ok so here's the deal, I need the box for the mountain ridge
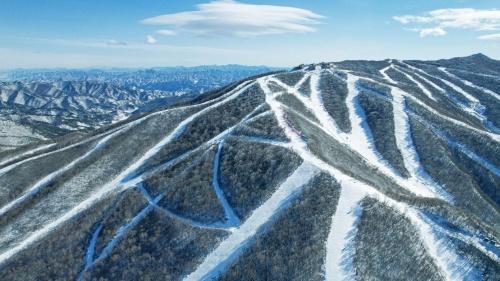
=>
[0,55,498,280]
[0,66,278,152]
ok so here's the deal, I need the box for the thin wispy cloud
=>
[479,33,500,40]
[410,27,447,38]
[146,35,157,44]
[141,0,324,38]
[394,8,500,38]
[17,37,249,55]
[106,39,127,46]
[157,30,177,36]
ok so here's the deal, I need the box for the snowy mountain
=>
[0,54,499,280]
[0,81,195,152]
[0,66,276,152]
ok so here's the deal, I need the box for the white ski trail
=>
[397,62,446,93]
[407,95,499,141]
[325,184,365,281]
[232,135,291,148]
[126,103,269,186]
[399,62,489,125]
[392,65,436,101]
[439,68,500,101]
[0,143,56,167]
[0,127,124,217]
[309,71,349,138]
[412,115,500,177]
[183,162,319,281]
[419,213,500,265]
[271,73,446,199]
[0,128,121,178]
[344,73,441,198]
[388,84,451,200]
[400,207,480,281]
[212,140,240,228]
[84,224,102,268]
[380,65,397,84]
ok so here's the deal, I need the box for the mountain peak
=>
[465,53,492,61]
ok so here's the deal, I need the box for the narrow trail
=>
[309,71,349,138]
[380,65,499,141]
[183,163,320,281]
[325,185,365,281]
[0,143,56,168]
[396,63,447,93]
[0,125,129,217]
[380,65,397,84]
[391,65,436,101]
[381,66,500,177]
[232,135,291,148]
[398,62,493,130]
[83,224,102,269]
[411,114,500,177]
[212,140,241,228]
[439,67,500,101]
[379,69,452,200]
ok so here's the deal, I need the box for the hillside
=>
[0,55,499,280]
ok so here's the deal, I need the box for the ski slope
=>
[0,58,499,281]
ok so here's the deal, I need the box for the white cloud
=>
[106,39,127,46]
[394,15,434,25]
[479,33,500,40]
[146,35,157,44]
[157,29,177,36]
[419,27,447,37]
[394,8,500,38]
[141,0,324,38]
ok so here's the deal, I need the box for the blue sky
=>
[0,0,499,68]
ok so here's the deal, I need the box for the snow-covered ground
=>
[0,60,498,280]
[259,71,496,281]
[0,80,256,266]
[325,185,365,281]
[0,120,47,151]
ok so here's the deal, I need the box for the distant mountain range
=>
[0,65,279,152]
[0,54,498,280]
[2,65,280,92]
